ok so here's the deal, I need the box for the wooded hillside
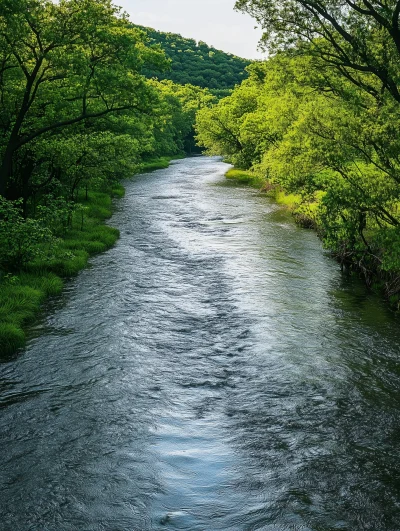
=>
[137,25,251,91]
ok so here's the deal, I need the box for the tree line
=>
[0,0,218,353]
[0,0,217,270]
[196,0,400,306]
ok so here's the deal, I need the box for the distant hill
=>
[137,25,251,91]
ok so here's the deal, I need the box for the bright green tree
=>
[0,0,166,199]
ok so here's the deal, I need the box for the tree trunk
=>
[0,144,14,197]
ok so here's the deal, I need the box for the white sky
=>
[115,0,265,59]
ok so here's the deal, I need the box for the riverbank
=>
[225,167,318,228]
[0,155,179,357]
[0,187,122,356]
[225,166,400,309]
[140,155,185,173]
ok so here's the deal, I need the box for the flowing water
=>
[1,157,400,531]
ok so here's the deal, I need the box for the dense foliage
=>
[137,25,251,91]
[0,0,215,353]
[196,0,400,305]
[3,0,400,353]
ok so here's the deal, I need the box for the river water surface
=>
[1,157,400,530]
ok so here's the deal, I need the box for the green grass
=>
[111,183,125,198]
[270,188,302,209]
[17,272,64,296]
[225,168,265,188]
[266,187,321,228]
[0,323,26,355]
[0,186,122,357]
[141,158,171,172]
[61,225,120,257]
[0,285,43,324]
[28,249,90,277]
[140,154,185,173]
[79,191,113,220]
[0,281,52,356]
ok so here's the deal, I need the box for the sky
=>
[115,0,265,59]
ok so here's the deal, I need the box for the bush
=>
[0,198,56,271]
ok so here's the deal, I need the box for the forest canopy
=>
[136,25,251,91]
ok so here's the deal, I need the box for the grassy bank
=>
[225,167,319,228]
[0,187,122,356]
[225,167,400,309]
[0,156,178,357]
[140,154,185,173]
[225,168,265,188]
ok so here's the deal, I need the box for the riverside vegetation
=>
[196,0,400,309]
[3,0,400,355]
[0,0,219,354]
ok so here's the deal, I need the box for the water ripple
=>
[1,157,400,530]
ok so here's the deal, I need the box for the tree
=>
[196,60,294,168]
[195,50,400,286]
[235,0,400,103]
[0,0,166,198]
[149,80,216,155]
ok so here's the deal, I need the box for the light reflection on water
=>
[1,157,400,530]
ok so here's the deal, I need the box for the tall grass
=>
[0,276,64,355]
[225,168,265,188]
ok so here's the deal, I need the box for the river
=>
[1,157,400,530]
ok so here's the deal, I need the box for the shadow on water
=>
[1,157,400,531]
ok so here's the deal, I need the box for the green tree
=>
[235,0,400,103]
[136,25,251,90]
[0,0,166,199]
[195,49,400,290]
[196,77,261,167]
